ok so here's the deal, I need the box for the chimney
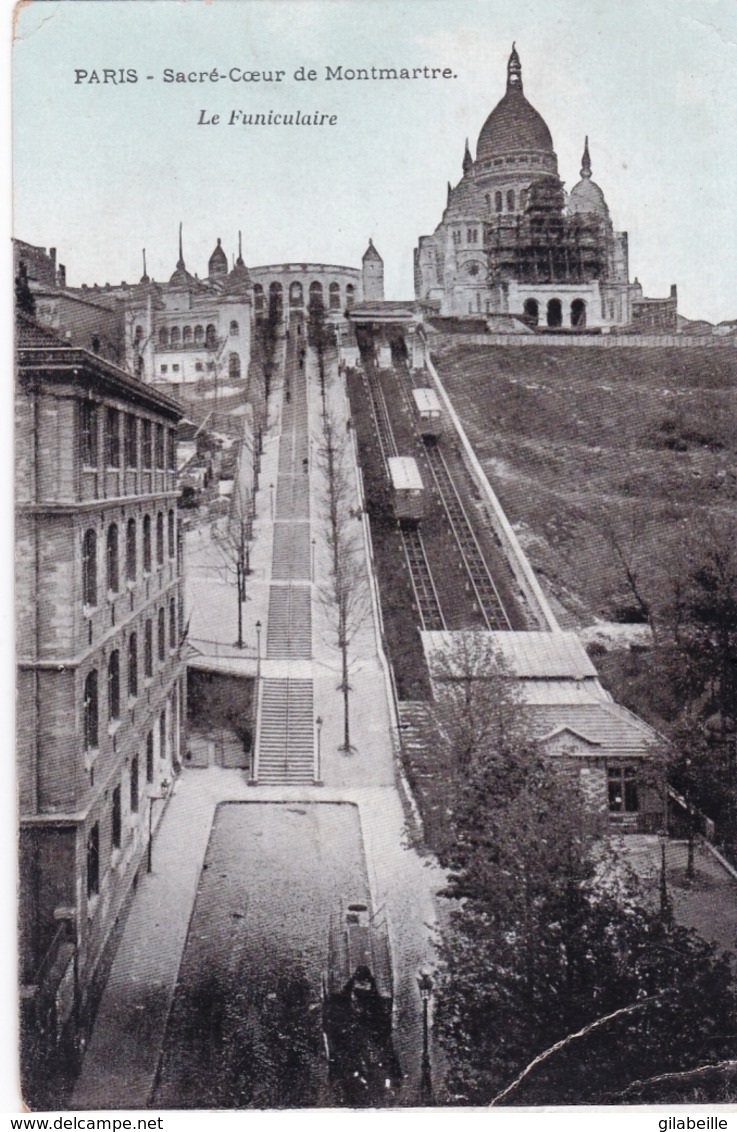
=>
[49,247,57,267]
[670,284,678,300]
[58,264,66,288]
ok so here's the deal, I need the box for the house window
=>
[156,512,164,566]
[106,523,119,593]
[130,756,139,814]
[608,766,639,813]
[144,618,153,678]
[124,415,138,468]
[205,324,217,349]
[83,670,99,750]
[230,320,239,336]
[155,424,165,468]
[126,518,137,581]
[111,786,121,850]
[172,364,180,373]
[82,529,97,606]
[134,325,144,344]
[159,710,166,763]
[79,402,98,466]
[160,365,168,375]
[142,420,153,469]
[253,285,264,315]
[146,730,154,783]
[168,430,177,471]
[108,650,120,721]
[495,191,503,212]
[207,362,215,372]
[195,362,203,373]
[142,514,152,573]
[453,230,462,246]
[170,327,180,347]
[506,189,515,211]
[345,284,354,308]
[329,283,341,310]
[159,327,169,347]
[105,407,120,467]
[87,823,100,898]
[158,607,166,663]
[128,632,138,699]
[169,597,177,650]
[194,324,204,344]
[168,509,176,558]
[183,325,192,344]
[467,228,478,244]
[229,353,241,380]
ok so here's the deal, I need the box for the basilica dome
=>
[568,138,610,220]
[476,46,555,163]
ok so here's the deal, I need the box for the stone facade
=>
[16,318,186,1087]
[415,47,676,332]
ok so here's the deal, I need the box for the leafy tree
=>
[431,640,737,1106]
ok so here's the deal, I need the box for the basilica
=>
[414,46,674,331]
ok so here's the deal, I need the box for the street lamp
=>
[311,537,317,580]
[255,620,262,681]
[147,777,171,873]
[417,966,434,1102]
[269,482,274,520]
[315,715,323,785]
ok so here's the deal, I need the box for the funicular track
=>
[361,366,445,630]
[423,442,511,630]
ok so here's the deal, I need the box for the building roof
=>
[362,238,382,263]
[525,701,658,757]
[422,630,598,680]
[476,46,555,163]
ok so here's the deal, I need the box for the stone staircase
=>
[397,701,436,778]
[275,473,310,521]
[256,677,315,784]
[266,585,312,659]
[272,521,311,581]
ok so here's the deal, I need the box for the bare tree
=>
[211,474,254,649]
[315,412,371,752]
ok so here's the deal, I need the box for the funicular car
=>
[321,901,401,1100]
[388,456,425,524]
[411,387,443,441]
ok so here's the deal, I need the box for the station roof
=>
[422,630,597,680]
[388,456,424,491]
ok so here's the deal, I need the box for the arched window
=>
[228,353,241,380]
[108,650,120,721]
[124,415,137,468]
[169,597,177,650]
[506,189,515,212]
[170,326,180,347]
[194,324,204,344]
[571,298,587,329]
[158,607,166,663]
[111,786,121,850]
[289,281,303,308]
[345,284,355,309]
[495,191,503,212]
[523,298,539,326]
[329,282,341,310]
[82,529,97,606]
[91,336,100,354]
[156,512,164,566]
[143,514,152,573]
[142,420,152,469]
[269,282,283,316]
[309,281,323,312]
[87,825,99,898]
[159,327,169,347]
[155,423,165,468]
[106,523,119,594]
[547,298,563,328]
[254,284,265,315]
[134,324,143,343]
[136,355,144,378]
[128,632,138,698]
[519,188,528,211]
[144,618,153,677]
[168,509,175,558]
[183,325,192,344]
[485,193,491,210]
[205,324,217,348]
[126,518,137,581]
[83,670,98,749]
[229,320,239,336]
[159,710,167,764]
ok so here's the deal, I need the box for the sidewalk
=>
[73,339,447,1108]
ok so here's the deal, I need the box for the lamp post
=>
[417,966,434,1102]
[311,537,317,581]
[269,482,274,520]
[255,620,262,681]
[147,777,171,873]
[315,715,323,785]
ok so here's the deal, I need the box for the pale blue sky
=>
[12,0,737,322]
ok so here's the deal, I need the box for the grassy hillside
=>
[432,341,737,626]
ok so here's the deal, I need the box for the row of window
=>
[82,602,179,747]
[86,718,167,897]
[82,511,176,606]
[148,322,238,349]
[79,404,176,472]
[481,154,546,168]
[523,297,587,329]
[253,280,355,314]
[160,353,241,380]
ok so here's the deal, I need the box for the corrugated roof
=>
[423,630,597,679]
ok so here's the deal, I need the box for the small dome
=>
[208,238,228,277]
[221,232,251,296]
[476,46,555,164]
[568,138,610,219]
